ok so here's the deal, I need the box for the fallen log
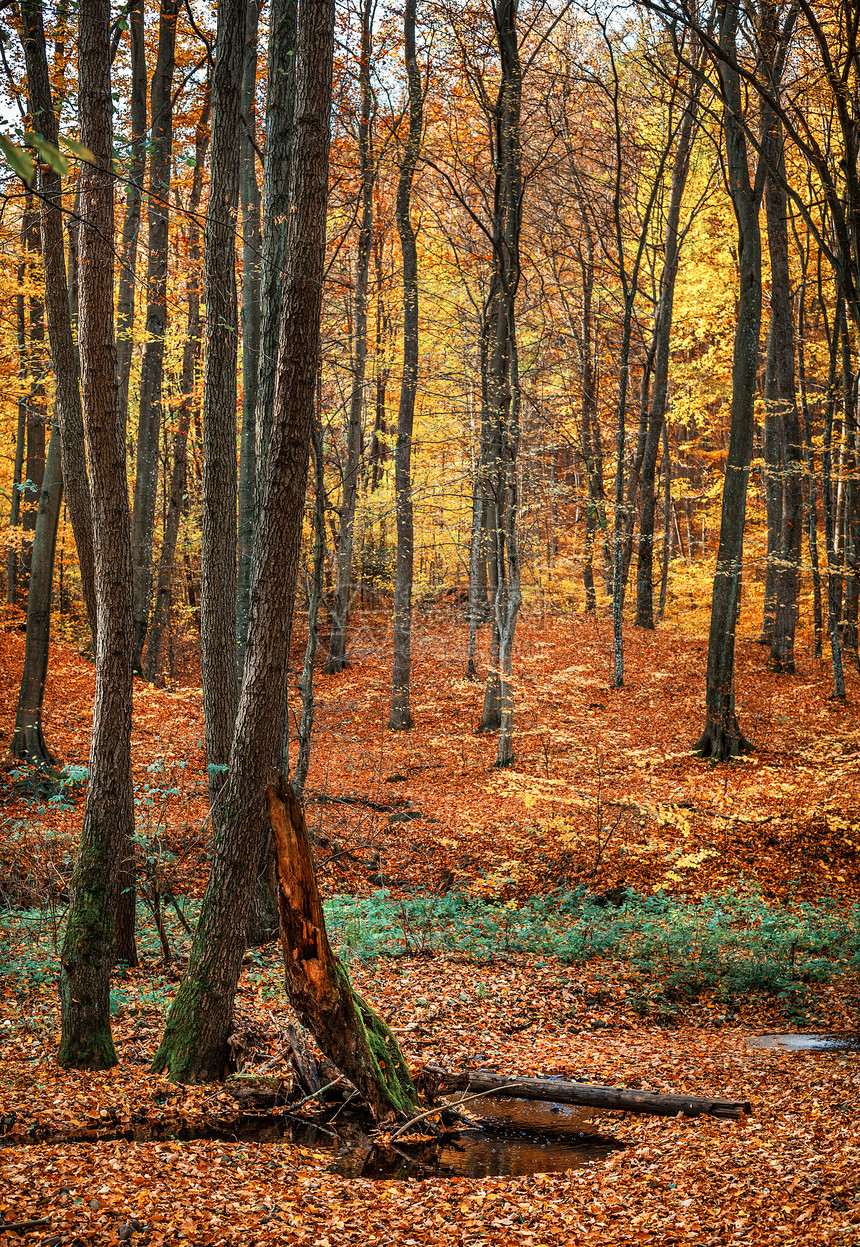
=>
[423,1066,750,1120]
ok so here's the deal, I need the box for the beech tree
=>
[153,0,336,1081]
[58,0,134,1069]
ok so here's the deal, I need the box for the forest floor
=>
[1,588,860,1245]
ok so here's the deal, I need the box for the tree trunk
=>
[326,0,374,674]
[115,0,146,433]
[59,0,134,1070]
[144,91,210,683]
[236,0,262,674]
[762,84,802,674]
[389,0,422,731]
[11,418,63,767]
[255,0,297,475]
[153,0,334,1081]
[131,0,180,673]
[7,213,30,605]
[200,0,245,801]
[267,778,417,1118]
[635,66,700,629]
[294,408,326,798]
[796,288,823,660]
[824,298,846,699]
[693,0,768,760]
[20,197,46,589]
[19,0,97,647]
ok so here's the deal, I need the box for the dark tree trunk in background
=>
[762,86,802,674]
[8,208,33,606]
[579,229,601,614]
[59,0,134,1069]
[389,0,423,731]
[21,199,46,587]
[236,0,262,674]
[154,0,334,1081]
[476,0,523,765]
[840,311,860,667]
[796,288,823,660]
[115,0,146,432]
[759,347,781,646]
[20,0,97,646]
[635,65,700,629]
[694,0,773,759]
[326,0,374,674]
[131,0,179,673]
[144,93,210,684]
[12,421,63,767]
[823,297,846,699]
[294,409,326,798]
[200,0,245,801]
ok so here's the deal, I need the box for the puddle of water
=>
[748,1033,860,1053]
[333,1131,623,1180]
[0,1097,624,1180]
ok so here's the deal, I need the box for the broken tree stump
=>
[423,1067,751,1120]
[266,775,419,1121]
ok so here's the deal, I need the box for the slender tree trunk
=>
[636,69,700,628]
[759,344,781,645]
[7,217,29,606]
[11,420,63,766]
[294,409,326,798]
[694,0,768,759]
[19,0,97,647]
[236,0,263,675]
[841,314,860,667]
[131,0,180,673]
[21,199,46,587]
[153,0,335,1082]
[200,0,245,801]
[59,0,134,1069]
[658,420,672,620]
[326,0,374,674]
[824,298,846,699]
[389,0,423,731]
[115,0,146,432]
[256,0,297,475]
[796,290,823,660]
[145,94,210,683]
[763,95,803,673]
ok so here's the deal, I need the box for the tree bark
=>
[255,0,297,475]
[11,418,63,767]
[115,0,146,433]
[762,73,802,674]
[59,0,134,1070]
[635,66,701,629]
[326,0,375,675]
[824,298,847,698]
[267,777,417,1118]
[144,91,211,683]
[131,0,180,673]
[693,0,769,760]
[236,0,263,676]
[200,0,245,801]
[153,0,334,1081]
[389,0,423,731]
[19,0,97,647]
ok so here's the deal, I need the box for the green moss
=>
[341,958,417,1116]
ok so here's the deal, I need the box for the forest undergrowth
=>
[1,588,860,1246]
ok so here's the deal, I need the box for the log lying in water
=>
[423,1066,751,1120]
